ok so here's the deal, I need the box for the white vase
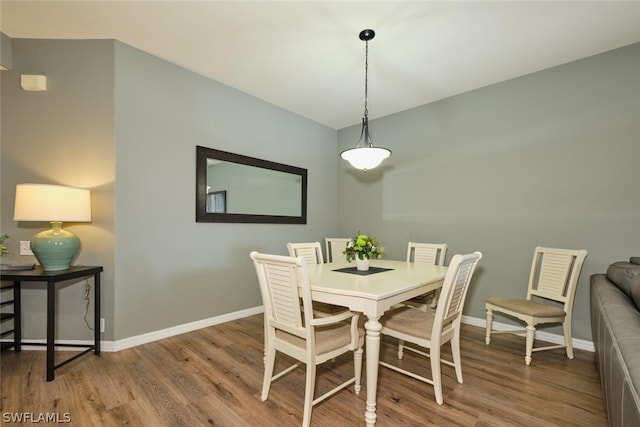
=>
[356,257,370,271]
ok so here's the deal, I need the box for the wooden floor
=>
[1,314,607,426]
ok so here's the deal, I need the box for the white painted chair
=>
[324,238,351,263]
[404,242,448,310]
[287,241,324,264]
[379,251,482,405]
[397,242,449,356]
[250,251,364,427]
[485,246,588,365]
[287,241,348,317]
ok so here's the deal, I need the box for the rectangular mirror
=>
[196,145,307,223]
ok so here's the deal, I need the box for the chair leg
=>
[354,347,363,394]
[302,363,316,427]
[398,340,405,359]
[430,289,440,309]
[262,346,276,401]
[451,331,463,384]
[563,319,574,359]
[263,313,268,365]
[525,324,535,365]
[485,308,493,345]
[431,346,443,405]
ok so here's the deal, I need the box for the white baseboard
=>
[6,308,593,353]
[108,305,264,352]
[6,306,264,353]
[462,314,595,352]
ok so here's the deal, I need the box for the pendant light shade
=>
[340,118,390,170]
[341,29,391,171]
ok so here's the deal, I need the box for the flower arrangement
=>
[343,233,384,262]
[0,234,9,257]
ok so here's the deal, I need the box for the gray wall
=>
[113,42,337,339]
[1,38,338,341]
[0,39,116,341]
[337,42,640,341]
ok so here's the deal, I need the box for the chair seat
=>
[486,297,566,318]
[276,323,364,354]
[382,307,435,340]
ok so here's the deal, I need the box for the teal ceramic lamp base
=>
[30,222,80,271]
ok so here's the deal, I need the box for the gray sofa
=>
[590,258,640,426]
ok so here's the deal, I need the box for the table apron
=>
[311,280,443,318]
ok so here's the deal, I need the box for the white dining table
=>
[307,259,447,427]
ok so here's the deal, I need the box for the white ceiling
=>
[2,1,639,129]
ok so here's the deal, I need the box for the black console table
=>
[0,265,103,381]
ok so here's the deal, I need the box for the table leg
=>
[364,316,382,427]
[46,280,55,381]
[14,281,21,352]
[94,273,101,355]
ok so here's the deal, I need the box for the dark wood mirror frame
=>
[196,145,307,224]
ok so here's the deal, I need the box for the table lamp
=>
[13,184,91,271]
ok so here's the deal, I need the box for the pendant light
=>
[340,29,391,171]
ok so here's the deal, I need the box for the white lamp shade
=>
[14,184,91,222]
[340,147,391,171]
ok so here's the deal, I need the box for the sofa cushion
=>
[607,261,640,310]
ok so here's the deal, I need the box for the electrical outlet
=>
[100,318,105,333]
[20,240,34,256]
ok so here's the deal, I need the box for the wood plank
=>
[0,315,607,426]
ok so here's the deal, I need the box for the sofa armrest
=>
[591,274,640,427]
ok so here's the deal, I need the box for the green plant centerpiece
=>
[343,233,384,262]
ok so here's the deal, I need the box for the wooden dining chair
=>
[379,251,482,405]
[287,241,348,317]
[287,241,324,264]
[485,246,588,365]
[250,251,364,427]
[397,242,449,356]
[404,242,448,310]
[324,238,351,263]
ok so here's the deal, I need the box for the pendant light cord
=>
[360,38,373,147]
[364,39,369,119]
